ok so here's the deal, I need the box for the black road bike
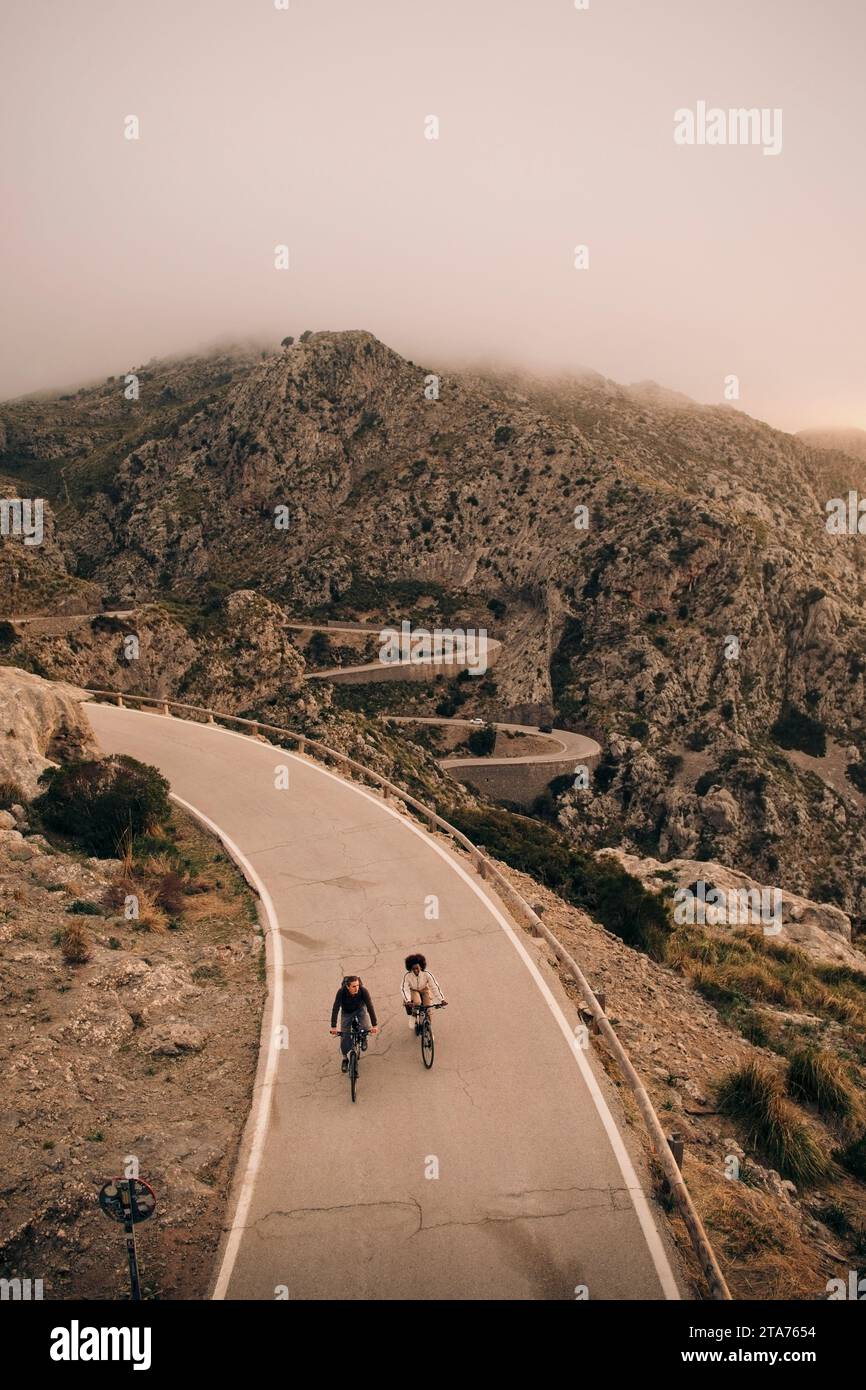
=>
[345,1015,369,1102]
[411,1001,446,1069]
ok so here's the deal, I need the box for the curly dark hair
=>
[404,953,427,971]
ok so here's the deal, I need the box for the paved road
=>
[386,716,601,768]
[8,610,135,628]
[308,638,502,681]
[86,703,681,1301]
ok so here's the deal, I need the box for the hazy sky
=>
[2,0,864,431]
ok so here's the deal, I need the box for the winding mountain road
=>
[385,715,601,768]
[86,702,683,1301]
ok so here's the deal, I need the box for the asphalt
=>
[86,703,682,1301]
[386,716,601,768]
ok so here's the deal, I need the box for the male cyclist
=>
[330,975,378,1073]
[401,953,447,1035]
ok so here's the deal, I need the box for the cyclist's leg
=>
[339,1015,352,1071]
[409,988,422,1027]
[420,987,435,1037]
[358,1006,370,1048]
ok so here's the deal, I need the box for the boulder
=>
[701,787,740,834]
[139,1022,207,1056]
[0,667,99,798]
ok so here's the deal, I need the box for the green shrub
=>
[90,614,127,635]
[467,724,496,757]
[531,789,559,822]
[846,761,866,793]
[593,752,617,793]
[66,900,102,916]
[770,705,827,758]
[307,631,334,668]
[0,621,20,650]
[694,769,718,796]
[131,832,178,860]
[446,805,670,957]
[34,755,171,858]
[685,726,710,751]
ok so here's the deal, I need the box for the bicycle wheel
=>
[421,1019,434,1069]
[349,1049,358,1102]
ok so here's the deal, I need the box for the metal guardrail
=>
[84,686,731,1300]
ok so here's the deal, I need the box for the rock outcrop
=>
[601,847,865,972]
[0,666,98,797]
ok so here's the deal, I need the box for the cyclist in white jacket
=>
[401,953,447,1034]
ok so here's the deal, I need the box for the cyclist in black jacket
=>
[330,975,378,1073]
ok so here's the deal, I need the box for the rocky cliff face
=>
[3,331,866,913]
[0,667,99,797]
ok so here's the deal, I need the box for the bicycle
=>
[345,1015,368,1102]
[410,1001,446,1069]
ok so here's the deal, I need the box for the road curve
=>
[385,716,601,769]
[86,703,682,1301]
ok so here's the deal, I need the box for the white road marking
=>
[164,791,285,1303]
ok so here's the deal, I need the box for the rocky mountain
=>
[3,330,866,918]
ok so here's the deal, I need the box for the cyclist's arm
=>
[427,971,446,1002]
[330,991,341,1029]
[400,973,412,1003]
[362,987,378,1026]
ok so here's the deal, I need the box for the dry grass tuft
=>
[717,1059,831,1185]
[684,1154,832,1300]
[787,1048,858,1120]
[60,922,91,964]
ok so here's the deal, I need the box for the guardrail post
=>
[592,990,606,1032]
[529,902,545,937]
[161,702,170,716]
[250,722,259,738]
[115,694,124,708]
[206,713,215,724]
[661,1135,685,1198]
[475,845,486,879]
[297,737,305,754]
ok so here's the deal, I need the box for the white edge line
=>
[167,790,284,1302]
[88,703,681,1301]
